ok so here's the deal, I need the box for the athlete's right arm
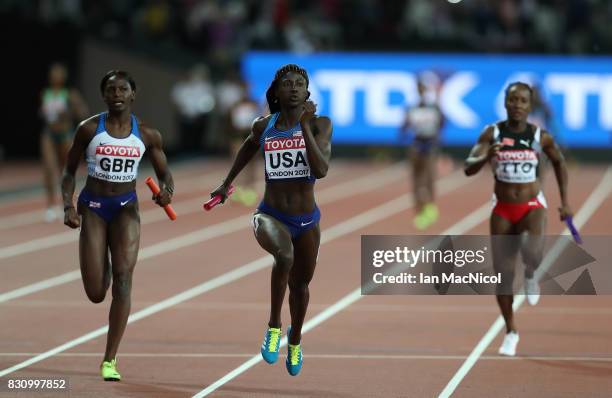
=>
[210,116,265,202]
[464,126,499,176]
[61,119,96,228]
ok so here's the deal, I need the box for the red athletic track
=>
[0,158,610,398]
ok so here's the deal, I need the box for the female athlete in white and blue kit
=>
[61,70,174,381]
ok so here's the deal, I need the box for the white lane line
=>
[0,210,56,230]
[0,162,387,260]
[0,164,454,378]
[11,301,612,316]
[0,171,223,231]
[0,159,215,211]
[443,203,491,235]
[0,271,81,304]
[0,163,407,303]
[0,159,222,211]
[0,166,240,252]
[0,161,355,230]
[192,187,491,397]
[2,353,611,362]
[438,165,612,398]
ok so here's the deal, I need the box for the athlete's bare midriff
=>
[263,180,316,214]
[494,180,541,204]
[84,176,136,196]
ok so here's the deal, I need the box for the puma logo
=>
[520,139,530,147]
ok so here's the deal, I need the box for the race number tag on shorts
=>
[495,150,538,183]
[264,132,310,179]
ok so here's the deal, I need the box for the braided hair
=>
[265,64,309,114]
[504,82,533,101]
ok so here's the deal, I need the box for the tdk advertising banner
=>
[243,52,612,148]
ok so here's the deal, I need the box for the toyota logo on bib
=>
[264,136,311,179]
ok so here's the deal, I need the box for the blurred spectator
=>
[2,0,611,82]
[216,69,244,117]
[140,0,172,40]
[38,0,83,24]
[529,81,558,181]
[225,80,261,206]
[529,83,554,133]
[213,68,246,150]
[39,62,88,222]
[171,64,215,154]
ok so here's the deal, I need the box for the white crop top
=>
[86,113,146,183]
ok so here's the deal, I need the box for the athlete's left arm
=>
[541,131,572,220]
[300,101,332,178]
[142,126,174,207]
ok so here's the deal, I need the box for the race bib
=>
[495,150,538,183]
[92,144,142,182]
[264,133,310,179]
